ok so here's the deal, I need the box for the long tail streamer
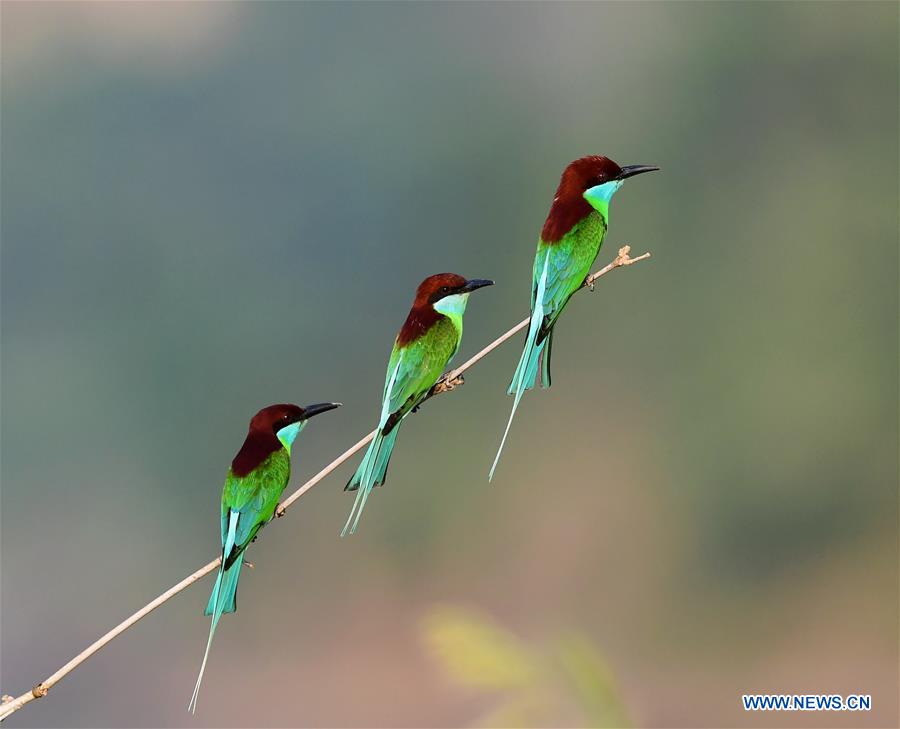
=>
[189,512,243,714]
[489,311,545,482]
[342,428,399,536]
[489,251,552,482]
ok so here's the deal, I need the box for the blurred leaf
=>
[555,633,631,728]
[475,693,554,728]
[421,606,540,690]
[422,606,632,728]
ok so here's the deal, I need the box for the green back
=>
[533,210,608,330]
[220,448,290,559]
[380,317,461,429]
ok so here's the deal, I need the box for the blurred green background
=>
[2,2,897,727]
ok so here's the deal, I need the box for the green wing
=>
[220,450,290,567]
[533,211,607,336]
[380,323,459,433]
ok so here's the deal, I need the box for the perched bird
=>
[189,401,340,713]
[343,273,493,536]
[489,156,658,480]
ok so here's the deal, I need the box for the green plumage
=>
[382,317,462,424]
[190,449,291,713]
[490,211,609,482]
[219,450,290,572]
[200,449,290,615]
[489,156,656,480]
[524,210,608,388]
[343,310,463,536]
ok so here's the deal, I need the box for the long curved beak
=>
[301,402,342,419]
[461,278,494,293]
[616,165,659,180]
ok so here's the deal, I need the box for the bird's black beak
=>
[301,402,342,419]
[461,278,494,293]
[616,165,660,180]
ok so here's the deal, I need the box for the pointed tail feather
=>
[490,311,547,482]
[492,247,558,481]
[538,327,553,389]
[189,558,243,713]
[203,555,242,616]
[342,427,399,536]
[505,323,549,396]
[344,430,378,493]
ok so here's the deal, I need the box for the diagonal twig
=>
[0,245,649,722]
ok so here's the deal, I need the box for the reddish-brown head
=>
[541,156,658,243]
[412,273,468,306]
[248,403,307,435]
[397,273,494,346]
[231,402,340,476]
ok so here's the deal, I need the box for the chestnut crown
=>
[413,273,494,306]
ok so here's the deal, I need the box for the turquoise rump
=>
[343,273,493,536]
[188,401,340,714]
[489,155,658,481]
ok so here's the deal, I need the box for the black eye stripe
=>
[429,285,458,303]
[273,413,296,434]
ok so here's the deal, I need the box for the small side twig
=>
[429,244,649,395]
[0,245,650,722]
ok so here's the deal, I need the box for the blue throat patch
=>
[583,180,622,217]
[276,421,306,453]
[433,292,469,331]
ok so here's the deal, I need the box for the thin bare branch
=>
[434,245,650,391]
[0,245,649,722]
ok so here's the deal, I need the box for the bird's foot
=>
[275,502,286,518]
[242,559,255,569]
[431,372,465,397]
[583,274,595,292]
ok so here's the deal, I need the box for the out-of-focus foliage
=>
[2,2,897,727]
[422,606,540,691]
[422,606,630,728]
[555,633,631,728]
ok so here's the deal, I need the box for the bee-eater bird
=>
[489,156,658,481]
[189,401,340,713]
[342,273,494,536]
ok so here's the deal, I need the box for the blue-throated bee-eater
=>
[343,273,493,535]
[490,156,658,480]
[189,401,340,713]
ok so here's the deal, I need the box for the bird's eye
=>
[441,286,449,293]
